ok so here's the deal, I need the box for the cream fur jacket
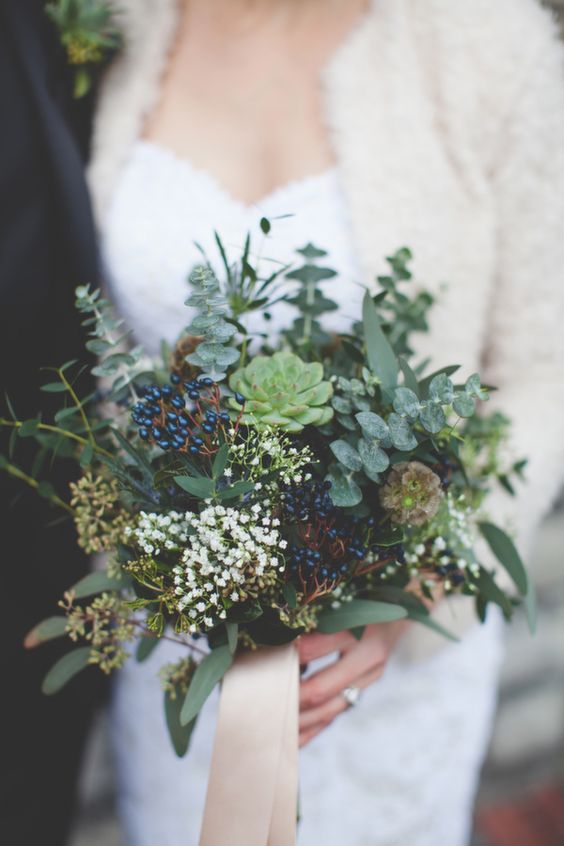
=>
[88,0,564,660]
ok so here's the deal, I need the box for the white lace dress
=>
[101,140,505,846]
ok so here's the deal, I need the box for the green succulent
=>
[228,352,333,432]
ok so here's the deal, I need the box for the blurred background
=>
[67,2,564,843]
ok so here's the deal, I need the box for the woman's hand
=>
[297,619,410,747]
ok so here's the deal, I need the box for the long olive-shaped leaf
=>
[165,690,198,757]
[24,616,68,649]
[180,645,233,726]
[478,522,528,595]
[317,599,407,633]
[42,647,92,695]
[362,291,398,390]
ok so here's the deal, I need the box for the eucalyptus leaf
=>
[330,440,362,472]
[428,373,454,404]
[71,571,125,599]
[212,444,229,479]
[362,291,398,389]
[317,599,407,633]
[419,403,446,434]
[355,412,390,445]
[136,637,160,663]
[453,393,475,417]
[180,645,233,726]
[174,475,216,499]
[218,479,255,500]
[474,568,514,619]
[393,387,420,421]
[24,616,68,649]
[358,438,390,474]
[226,622,238,654]
[388,413,418,451]
[165,689,198,757]
[325,466,362,507]
[42,647,92,695]
[478,522,528,595]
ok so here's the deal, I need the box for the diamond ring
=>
[342,686,361,708]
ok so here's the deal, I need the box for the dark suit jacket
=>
[0,3,105,843]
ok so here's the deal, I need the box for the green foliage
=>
[75,286,148,401]
[282,244,338,353]
[317,599,407,633]
[46,0,121,97]
[24,616,68,649]
[42,647,92,695]
[184,267,240,380]
[180,645,234,726]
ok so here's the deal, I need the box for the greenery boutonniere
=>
[46,0,122,98]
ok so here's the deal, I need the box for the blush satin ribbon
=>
[199,642,299,846]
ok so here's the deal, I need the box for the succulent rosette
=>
[228,351,333,432]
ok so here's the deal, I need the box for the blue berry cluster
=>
[130,373,235,453]
[281,480,380,589]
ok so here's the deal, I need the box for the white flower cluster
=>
[402,493,480,591]
[126,511,192,556]
[172,501,288,632]
[228,427,313,487]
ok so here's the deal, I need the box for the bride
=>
[87,0,564,843]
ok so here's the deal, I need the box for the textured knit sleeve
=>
[479,17,564,571]
[402,5,564,662]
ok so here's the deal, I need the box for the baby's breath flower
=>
[171,501,284,632]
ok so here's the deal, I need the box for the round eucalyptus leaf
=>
[453,393,475,417]
[329,440,363,472]
[388,413,418,451]
[325,466,362,507]
[428,373,454,404]
[358,438,390,474]
[419,402,446,434]
[392,387,420,422]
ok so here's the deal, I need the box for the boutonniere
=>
[46,0,122,98]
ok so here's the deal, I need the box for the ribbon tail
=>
[199,643,299,846]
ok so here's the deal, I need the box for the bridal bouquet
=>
[2,227,533,759]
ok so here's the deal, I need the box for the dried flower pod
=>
[380,461,443,526]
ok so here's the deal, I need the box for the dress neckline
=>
[136,139,339,213]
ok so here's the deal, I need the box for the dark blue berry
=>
[170,373,181,385]
[234,392,246,405]
[138,427,150,440]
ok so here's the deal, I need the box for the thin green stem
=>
[0,419,112,458]
[58,368,96,447]
[1,461,73,514]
